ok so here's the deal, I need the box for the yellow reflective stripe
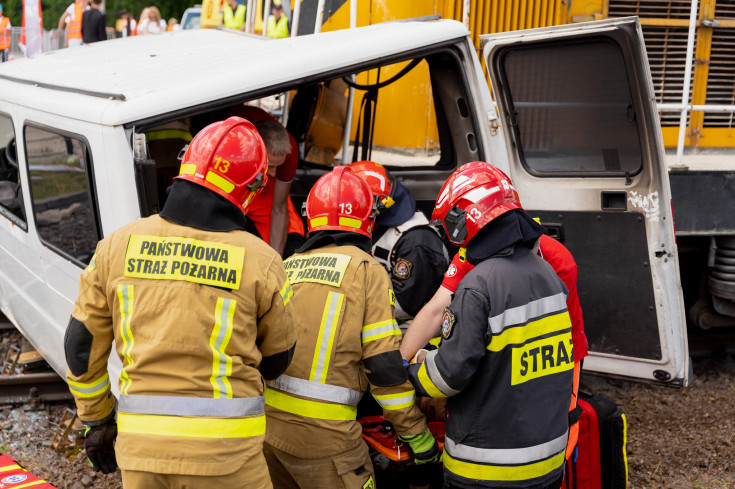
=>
[622,413,629,484]
[310,216,329,228]
[68,372,110,398]
[210,298,236,398]
[85,253,96,272]
[179,163,196,175]
[338,217,362,229]
[373,390,416,410]
[279,280,293,306]
[265,388,356,421]
[487,312,571,352]
[145,129,193,142]
[310,292,344,383]
[417,362,446,398]
[206,171,235,194]
[11,481,46,489]
[442,449,565,482]
[117,284,135,395]
[117,413,265,438]
[0,464,21,472]
[361,319,400,343]
[429,336,441,348]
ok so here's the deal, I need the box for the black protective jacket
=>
[408,244,573,489]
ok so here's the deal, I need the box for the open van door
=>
[480,17,689,386]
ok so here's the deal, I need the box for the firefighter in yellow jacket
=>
[64,117,298,488]
[263,166,438,488]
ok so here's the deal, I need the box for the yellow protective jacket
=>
[223,4,246,30]
[266,14,288,38]
[265,239,427,458]
[65,213,297,476]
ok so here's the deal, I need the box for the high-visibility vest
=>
[67,2,84,40]
[266,14,289,38]
[0,17,10,50]
[223,4,246,30]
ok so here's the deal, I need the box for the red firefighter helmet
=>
[175,116,268,214]
[347,160,396,213]
[305,166,376,238]
[432,161,522,246]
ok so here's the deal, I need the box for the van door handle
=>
[542,222,565,242]
[601,191,627,211]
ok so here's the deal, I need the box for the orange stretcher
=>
[0,454,58,488]
[359,416,445,462]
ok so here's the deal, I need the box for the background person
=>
[0,5,11,63]
[266,0,289,38]
[82,0,107,44]
[56,0,87,48]
[223,0,246,30]
[64,117,297,488]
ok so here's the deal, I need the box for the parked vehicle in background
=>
[181,6,202,29]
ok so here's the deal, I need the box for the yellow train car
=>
[292,0,735,151]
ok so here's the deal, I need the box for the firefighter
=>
[348,160,449,320]
[64,117,297,488]
[263,166,438,489]
[407,162,574,489]
[400,161,588,462]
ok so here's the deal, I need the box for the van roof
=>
[0,19,468,126]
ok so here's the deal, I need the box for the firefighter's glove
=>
[84,421,118,474]
[398,428,440,465]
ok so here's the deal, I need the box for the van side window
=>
[499,38,644,177]
[24,126,100,266]
[0,114,26,227]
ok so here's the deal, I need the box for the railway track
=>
[0,317,72,406]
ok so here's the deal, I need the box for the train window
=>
[499,38,643,177]
[24,126,100,266]
[0,114,25,227]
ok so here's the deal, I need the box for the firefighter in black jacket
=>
[348,160,448,320]
[407,162,574,489]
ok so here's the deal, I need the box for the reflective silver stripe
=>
[361,320,399,342]
[488,293,567,335]
[444,431,569,465]
[373,390,415,409]
[118,394,265,417]
[311,292,343,382]
[268,374,362,406]
[210,298,236,398]
[425,349,460,396]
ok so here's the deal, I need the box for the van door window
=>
[24,126,100,266]
[0,114,25,227]
[500,38,643,177]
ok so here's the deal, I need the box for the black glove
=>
[85,421,118,474]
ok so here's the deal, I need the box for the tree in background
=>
[2,0,197,31]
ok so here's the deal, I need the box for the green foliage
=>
[3,0,198,30]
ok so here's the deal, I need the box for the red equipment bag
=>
[562,390,629,489]
[0,453,58,488]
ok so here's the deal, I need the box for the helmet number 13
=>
[214,157,231,173]
[339,203,353,214]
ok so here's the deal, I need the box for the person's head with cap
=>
[272,0,283,19]
[0,5,4,14]
[348,160,417,229]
